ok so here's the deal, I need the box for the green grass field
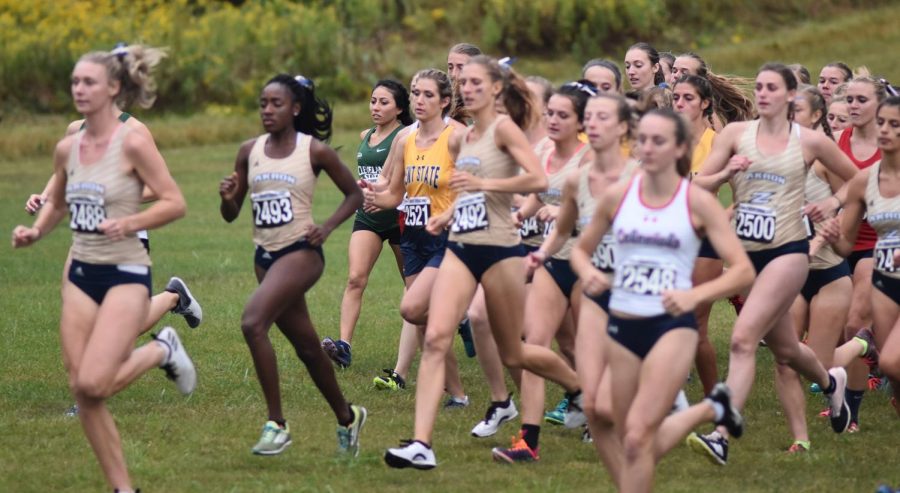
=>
[3,6,900,492]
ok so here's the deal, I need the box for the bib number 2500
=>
[735,204,775,243]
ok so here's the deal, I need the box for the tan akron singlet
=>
[248,133,316,251]
[576,159,640,277]
[732,121,807,251]
[805,168,843,270]
[866,161,900,280]
[66,125,150,266]
[538,142,589,260]
[449,116,520,246]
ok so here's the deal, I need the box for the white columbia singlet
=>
[609,175,701,316]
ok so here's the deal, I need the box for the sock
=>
[823,374,836,395]
[792,440,811,451]
[708,399,725,423]
[272,419,286,428]
[495,394,512,406]
[338,404,354,427]
[846,389,865,423]
[853,336,869,357]
[521,424,541,450]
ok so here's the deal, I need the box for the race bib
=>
[251,190,293,228]
[68,194,106,234]
[802,213,815,240]
[543,219,556,238]
[593,234,616,273]
[404,196,431,227]
[735,203,776,243]
[875,236,900,273]
[615,258,676,296]
[520,216,541,239]
[451,192,489,234]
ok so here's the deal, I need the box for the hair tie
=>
[563,81,598,97]
[498,56,517,72]
[111,42,128,60]
[880,78,899,97]
[294,74,314,90]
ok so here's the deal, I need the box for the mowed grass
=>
[2,123,900,493]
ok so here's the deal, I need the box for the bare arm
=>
[534,170,579,260]
[367,132,409,210]
[570,182,627,296]
[663,187,755,315]
[98,131,185,241]
[450,118,548,194]
[305,140,364,246]
[13,138,74,247]
[822,170,868,257]
[693,123,748,191]
[219,139,253,222]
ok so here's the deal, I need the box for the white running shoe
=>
[252,421,292,455]
[826,367,851,433]
[166,277,203,329]
[154,327,197,394]
[671,389,690,414]
[471,396,518,438]
[384,440,436,469]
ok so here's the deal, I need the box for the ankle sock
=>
[521,424,540,450]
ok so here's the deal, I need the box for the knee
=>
[467,304,489,331]
[774,361,795,377]
[421,330,452,358]
[770,343,800,366]
[622,423,652,462]
[499,349,523,370]
[400,298,427,326]
[346,271,370,292]
[729,334,759,359]
[240,312,268,342]
[74,373,112,401]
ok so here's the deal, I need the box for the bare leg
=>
[692,257,724,394]
[468,285,513,401]
[338,230,385,344]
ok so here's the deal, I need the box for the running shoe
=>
[543,396,569,425]
[336,404,367,456]
[581,425,593,443]
[786,440,810,454]
[707,383,744,438]
[64,404,79,417]
[672,389,690,414]
[252,421,291,455]
[854,328,879,366]
[847,421,860,433]
[491,432,539,464]
[321,337,352,368]
[472,396,518,438]
[826,367,851,433]
[563,391,586,428]
[443,395,469,409]
[153,327,197,395]
[458,317,476,358]
[373,369,406,390]
[165,277,203,329]
[818,407,831,418]
[384,439,436,469]
[687,431,728,466]
[810,383,822,394]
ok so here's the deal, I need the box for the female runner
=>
[364,69,470,405]
[573,108,754,492]
[833,76,889,428]
[690,64,859,465]
[624,43,664,95]
[672,74,722,394]
[507,81,595,455]
[384,56,586,469]
[219,74,366,457]
[322,80,413,368]
[12,44,194,493]
[773,86,853,451]
[824,96,900,416]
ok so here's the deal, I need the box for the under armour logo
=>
[74,267,84,276]
[262,252,272,259]
[608,324,618,334]
[416,154,425,161]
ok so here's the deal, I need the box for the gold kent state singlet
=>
[402,126,456,228]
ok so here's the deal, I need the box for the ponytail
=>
[79,43,167,110]
[265,74,333,142]
[467,55,538,130]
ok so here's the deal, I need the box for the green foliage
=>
[1,0,896,115]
